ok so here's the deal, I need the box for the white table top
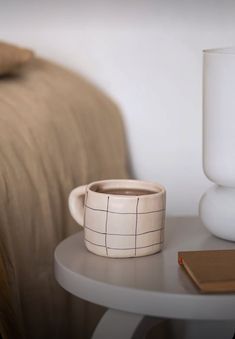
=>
[54,216,235,320]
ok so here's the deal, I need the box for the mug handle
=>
[68,185,87,227]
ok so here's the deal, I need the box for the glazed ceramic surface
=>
[69,179,166,258]
[199,185,235,241]
[201,47,235,241]
[203,47,235,187]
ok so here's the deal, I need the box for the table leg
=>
[91,309,163,339]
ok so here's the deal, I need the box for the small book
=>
[178,250,235,293]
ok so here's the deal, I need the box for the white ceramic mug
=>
[69,179,166,258]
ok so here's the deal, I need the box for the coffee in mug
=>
[69,179,166,258]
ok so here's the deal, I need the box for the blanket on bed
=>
[0,57,129,339]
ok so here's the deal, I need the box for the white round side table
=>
[54,217,235,339]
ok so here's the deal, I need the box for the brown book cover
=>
[178,250,235,293]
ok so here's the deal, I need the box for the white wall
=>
[1,0,235,215]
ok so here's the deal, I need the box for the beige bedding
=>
[0,58,129,339]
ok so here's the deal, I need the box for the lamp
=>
[200,47,235,241]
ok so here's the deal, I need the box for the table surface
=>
[54,216,235,320]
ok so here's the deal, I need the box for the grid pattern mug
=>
[69,179,166,258]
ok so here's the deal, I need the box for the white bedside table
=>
[54,217,235,339]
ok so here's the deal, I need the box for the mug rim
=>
[87,179,165,198]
